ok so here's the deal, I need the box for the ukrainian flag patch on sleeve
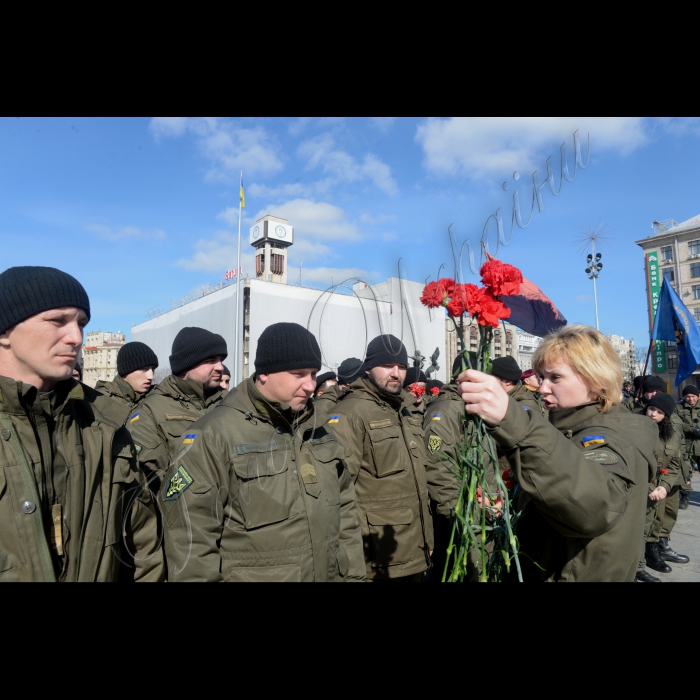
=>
[582,435,605,448]
[130,412,140,423]
[182,434,196,444]
[328,415,340,424]
[432,414,442,421]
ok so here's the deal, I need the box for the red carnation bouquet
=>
[408,383,426,399]
[420,259,524,582]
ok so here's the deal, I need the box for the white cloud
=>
[360,213,397,225]
[297,134,398,196]
[380,232,398,242]
[86,224,166,241]
[415,117,649,180]
[288,117,312,136]
[248,182,310,200]
[176,230,255,273]
[250,199,362,241]
[369,117,397,131]
[149,117,189,139]
[148,117,283,180]
[216,207,240,227]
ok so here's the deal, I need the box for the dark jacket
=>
[0,376,163,582]
[127,373,225,491]
[330,377,433,580]
[95,375,147,410]
[492,400,655,582]
[159,378,365,582]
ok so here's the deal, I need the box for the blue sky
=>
[2,116,699,347]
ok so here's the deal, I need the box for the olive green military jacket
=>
[509,382,548,419]
[313,384,347,421]
[329,378,433,580]
[491,400,655,582]
[652,431,682,495]
[0,376,163,582]
[422,384,463,517]
[96,375,147,410]
[159,378,365,582]
[675,401,700,458]
[128,374,225,491]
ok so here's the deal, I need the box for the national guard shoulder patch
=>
[328,415,340,424]
[582,449,619,465]
[182,433,196,444]
[163,465,194,501]
[130,412,140,423]
[582,435,605,448]
[429,435,442,454]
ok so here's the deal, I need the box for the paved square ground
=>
[651,473,700,583]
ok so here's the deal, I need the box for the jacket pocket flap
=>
[368,425,402,442]
[232,452,287,480]
[235,440,278,455]
[366,507,414,527]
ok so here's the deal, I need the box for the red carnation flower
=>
[430,387,440,396]
[408,383,426,398]
[502,469,517,491]
[480,260,523,297]
[475,288,511,328]
[661,468,668,475]
[420,281,446,309]
[446,283,480,318]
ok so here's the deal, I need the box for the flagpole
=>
[592,240,600,331]
[234,171,243,385]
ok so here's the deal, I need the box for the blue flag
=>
[651,278,700,386]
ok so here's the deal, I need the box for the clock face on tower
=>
[253,226,260,239]
[275,226,286,238]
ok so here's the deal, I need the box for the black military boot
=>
[635,570,662,583]
[679,492,689,510]
[645,542,672,573]
[657,537,689,563]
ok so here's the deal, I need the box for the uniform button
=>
[1,429,10,440]
[21,501,36,514]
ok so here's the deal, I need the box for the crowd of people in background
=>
[0,265,695,582]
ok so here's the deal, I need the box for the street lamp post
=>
[585,244,603,331]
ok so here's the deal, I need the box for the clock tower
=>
[250,215,293,285]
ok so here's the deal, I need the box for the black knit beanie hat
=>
[643,376,667,393]
[634,375,652,391]
[117,342,159,377]
[0,266,91,334]
[426,379,443,392]
[222,365,231,377]
[255,323,322,374]
[682,385,699,397]
[315,371,337,390]
[647,392,676,417]
[338,357,363,384]
[169,327,228,375]
[362,335,408,373]
[403,367,427,388]
[491,356,522,382]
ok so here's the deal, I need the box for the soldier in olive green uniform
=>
[313,358,363,420]
[0,266,163,582]
[458,326,656,582]
[330,335,433,582]
[160,323,364,582]
[128,327,227,492]
[674,385,699,510]
[96,341,159,410]
[635,393,682,582]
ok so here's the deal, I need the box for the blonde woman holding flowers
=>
[457,325,656,582]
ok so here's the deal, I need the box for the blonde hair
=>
[532,325,623,413]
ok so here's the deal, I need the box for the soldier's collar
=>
[170,375,206,402]
[245,377,313,430]
[114,374,139,402]
[549,402,601,431]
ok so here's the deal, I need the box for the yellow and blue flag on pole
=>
[240,175,245,209]
[651,277,700,386]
